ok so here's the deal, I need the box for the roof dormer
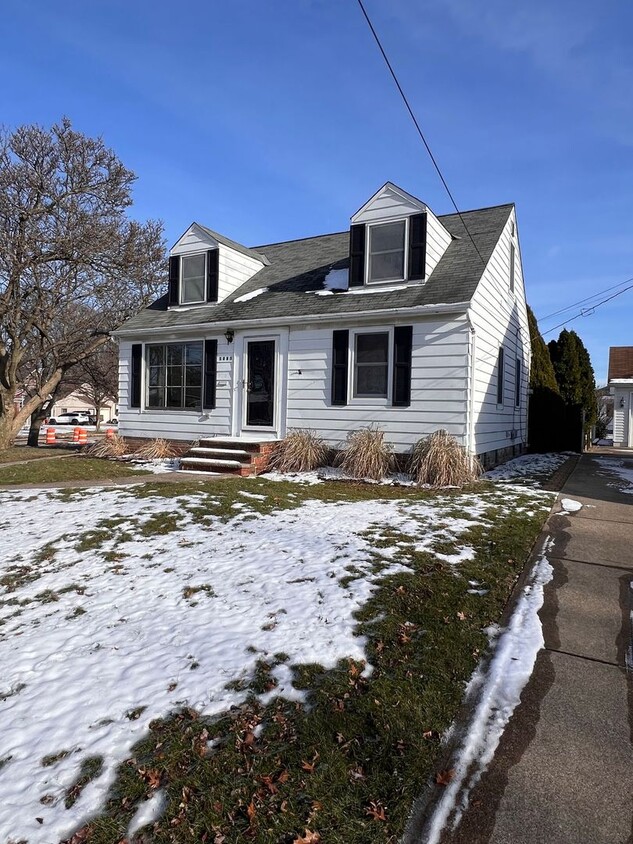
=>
[349,182,452,287]
[168,223,267,308]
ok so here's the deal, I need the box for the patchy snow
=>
[424,539,554,843]
[485,452,570,484]
[0,483,546,843]
[127,458,181,474]
[560,498,583,512]
[263,465,416,487]
[323,268,348,291]
[233,287,268,303]
[127,789,166,838]
[594,456,633,494]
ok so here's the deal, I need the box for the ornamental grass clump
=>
[268,429,329,473]
[133,438,178,460]
[84,434,128,459]
[338,426,393,480]
[409,429,482,488]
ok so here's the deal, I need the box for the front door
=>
[245,339,276,428]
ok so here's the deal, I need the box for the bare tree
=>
[76,341,119,431]
[0,118,165,448]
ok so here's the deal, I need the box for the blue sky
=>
[3,0,632,382]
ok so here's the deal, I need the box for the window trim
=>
[180,253,207,305]
[509,242,516,294]
[515,357,521,408]
[145,340,204,412]
[496,347,505,407]
[365,218,408,285]
[349,328,393,405]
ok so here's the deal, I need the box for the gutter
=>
[112,301,471,338]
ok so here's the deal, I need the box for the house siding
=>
[285,316,470,452]
[612,387,632,447]
[467,208,530,457]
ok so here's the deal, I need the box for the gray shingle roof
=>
[120,204,513,332]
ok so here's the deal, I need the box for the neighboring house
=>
[607,347,633,448]
[49,389,118,422]
[115,182,530,467]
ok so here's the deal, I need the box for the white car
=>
[47,411,92,426]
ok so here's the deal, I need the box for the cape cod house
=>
[115,183,530,472]
[608,346,633,448]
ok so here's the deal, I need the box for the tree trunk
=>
[27,406,49,447]
[95,401,102,433]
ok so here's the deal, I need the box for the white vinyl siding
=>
[285,317,470,451]
[468,208,530,456]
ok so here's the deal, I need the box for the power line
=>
[538,275,633,322]
[355,0,487,267]
[541,280,633,337]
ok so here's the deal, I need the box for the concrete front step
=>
[196,438,273,453]
[181,457,243,469]
[188,447,252,461]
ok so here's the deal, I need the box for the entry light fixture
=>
[224,328,234,344]
[620,396,626,408]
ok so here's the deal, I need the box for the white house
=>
[608,347,633,448]
[115,183,531,472]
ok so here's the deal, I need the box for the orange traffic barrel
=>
[77,428,88,445]
[73,426,81,443]
[105,427,115,440]
[45,427,56,445]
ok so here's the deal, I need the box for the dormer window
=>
[368,220,406,282]
[181,254,206,304]
[168,249,219,307]
[349,213,427,288]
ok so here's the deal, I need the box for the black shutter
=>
[203,339,217,410]
[206,249,219,303]
[130,344,142,408]
[408,213,427,280]
[331,330,349,406]
[168,256,180,305]
[349,225,366,287]
[392,326,413,407]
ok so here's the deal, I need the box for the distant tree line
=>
[527,306,597,452]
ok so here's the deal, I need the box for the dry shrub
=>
[338,426,393,480]
[409,429,482,487]
[268,429,329,473]
[84,434,128,458]
[133,438,178,460]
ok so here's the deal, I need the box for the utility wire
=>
[355,0,487,267]
[539,275,633,322]
[541,280,633,336]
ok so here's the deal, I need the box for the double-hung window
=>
[181,254,206,304]
[353,332,390,399]
[146,342,203,410]
[368,220,406,282]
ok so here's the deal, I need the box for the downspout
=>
[466,313,477,456]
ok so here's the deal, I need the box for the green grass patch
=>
[0,446,76,464]
[65,756,104,808]
[70,485,551,844]
[0,457,150,486]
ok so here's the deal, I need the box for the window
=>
[353,332,389,398]
[497,348,505,405]
[368,221,406,282]
[181,254,206,304]
[146,342,203,410]
[510,243,515,293]
[515,358,521,407]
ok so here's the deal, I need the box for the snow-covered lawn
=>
[0,478,555,842]
[484,452,571,484]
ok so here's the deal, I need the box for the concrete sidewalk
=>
[443,452,633,844]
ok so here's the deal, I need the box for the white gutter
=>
[113,301,471,338]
